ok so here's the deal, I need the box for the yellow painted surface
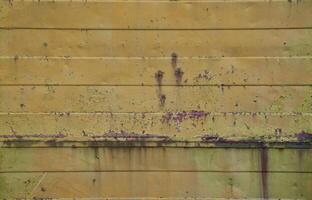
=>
[0,58,312,85]
[1,29,312,57]
[1,113,311,140]
[0,86,310,113]
[0,0,312,199]
[1,1,312,29]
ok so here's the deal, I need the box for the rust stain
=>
[162,110,210,123]
[201,134,225,142]
[0,133,66,139]
[90,130,171,141]
[260,147,269,199]
[154,70,166,106]
[159,94,166,106]
[170,52,184,84]
[154,70,164,86]
[171,52,178,68]
[174,68,184,84]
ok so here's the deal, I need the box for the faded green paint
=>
[296,86,312,113]
[0,147,311,199]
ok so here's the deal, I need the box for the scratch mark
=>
[30,172,48,195]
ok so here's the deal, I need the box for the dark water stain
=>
[32,197,53,200]
[159,94,166,106]
[201,134,226,142]
[154,70,166,106]
[155,70,164,86]
[94,147,100,160]
[174,68,184,84]
[43,42,48,48]
[260,147,269,199]
[171,52,178,68]
[14,55,19,62]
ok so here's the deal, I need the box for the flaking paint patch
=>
[296,132,312,142]
[194,70,214,82]
[162,110,209,124]
[83,130,171,141]
[0,133,66,139]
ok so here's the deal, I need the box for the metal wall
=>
[0,0,311,199]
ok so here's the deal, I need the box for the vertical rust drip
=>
[170,53,184,84]
[159,94,166,106]
[171,52,178,68]
[155,70,164,86]
[154,70,166,106]
[174,68,184,84]
[260,147,269,199]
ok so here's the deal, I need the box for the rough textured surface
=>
[1,1,312,29]
[0,147,311,199]
[1,29,312,57]
[0,0,312,199]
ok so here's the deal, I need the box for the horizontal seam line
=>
[1,0,301,3]
[0,84,311,86]
[1,27,312,31]
[0,112,311,115]
[1,143,311,149]
[1,56,312,60]
[0,170,311,173]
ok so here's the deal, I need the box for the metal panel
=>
[1,1,312,29]
[0,86,310,112]
[0,0,311,199]
[0,147,311,199]
[0,113,311,140]
[1,29,312,57]
[1,58,311,85]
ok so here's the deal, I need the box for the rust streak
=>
[260,147,269,199]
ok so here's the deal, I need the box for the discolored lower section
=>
[0,145,311,199]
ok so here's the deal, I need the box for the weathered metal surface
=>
[1,29,312,57]
[1,1,312,29]
[0,0,312,199]
[0,147,311,199]
[0,86,311,112]
[2,171,312,199]
[1,147,311,172]
[0,113,311,141]
[1,58,312,85]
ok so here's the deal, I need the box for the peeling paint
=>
[162,110,210,123]
[89,130,171,141]
[0,134,66,139]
